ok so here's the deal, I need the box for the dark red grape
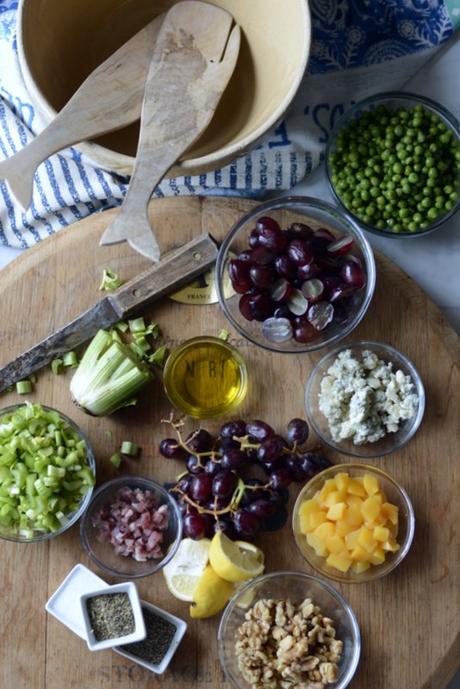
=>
[257,435,285,464]
[238,249,254,263]
[246,420,274,442]
[177,474,193,494]
[329,284,356,303]
[257,224,287,254]
[185,429,214,453]
[307,452,333,472]
[186,455,203,474]
[317,255,341,272]
[270,486,290,505]
[248,293,274,321]
[269,467,293,489]
[190,473,212,503]
[233,509,260,537]
[221,449,248,470]
[314,228,335,243]
[287,418,309,445]
[287,239,314,266]
[287,289,308,316]
[214,517,237,540]
[205,495,231,510]
[287,222,314,240]
[296,454,319,482]
[274,304,293,320]
[251,246,276,265]
[212,470,238,498]
[249,264,276,289]
[274,254,297,280]
[220,420,247,438]
[260,459,283,475]
[270,278,292,302]
[328,235,354,256]
[256,216,281,233]
[239,293,255,321]
[285,454,307,482]
[204,460,223,477]
[159,438,187,460]
[341,260,365,288]
[297,262,320,281]
[248,228,260,248]
[262,506,288,532]
[183,512,207,540]
[293,321,317,343]
[322,276,341,297]
[228,259,253,293]
[249,499,276,519]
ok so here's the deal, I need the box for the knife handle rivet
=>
[193,251,202,261]
[133,289,141,297]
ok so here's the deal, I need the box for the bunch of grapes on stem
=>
[160,417,332,541]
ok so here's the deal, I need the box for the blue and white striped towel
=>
[0,0,459,247]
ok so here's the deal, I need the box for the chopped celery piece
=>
[51,359,63,375]
[16,380,32,395]
[110,452,122,468]
[0,403,94,536]
[148,345,167,367]
[218,329,230,341]
[70,330,153,416]
[128,317,146,333]
[120,441,139,457]
[115,321,129,333]
[99,268,123,291]
[63,351,78,368]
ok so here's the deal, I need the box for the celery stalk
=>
[70,329,153,416]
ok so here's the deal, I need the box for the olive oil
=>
[163,337,248,419]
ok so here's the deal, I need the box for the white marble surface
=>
[0,27,458,689]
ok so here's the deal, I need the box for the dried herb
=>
[122,607,176,665]
[87,592,134,641]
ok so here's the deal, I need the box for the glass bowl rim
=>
[80,474,183,578]
[215,194,376,354]
[292,462,416,583]
[217,569,361,689]
[325,90,460,239]
[305,339,426,458]
[0,403,96,544]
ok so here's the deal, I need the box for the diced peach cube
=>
[326,552,352,573]
[334,472,350,491]
[357,526,377,553]
[363,473,380,496]
[383,536,400,553]
[318,479,338,505]
[306,533,328,557]
[347,479,366,497]
[343,505,364,528]
[324,490,347,508]
[350,545,371,562]
[314,522,336,541]
[326,534,347,554]
[373,526,390,542]
[335,520,351,537]
[381,502,399,526]
[362,496,381,523]
[346,495,364,510]
[369,546,386,565]
[326,502,347,521]
[353,561,370,574]
[344,528,361,550]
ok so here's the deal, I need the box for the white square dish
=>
[45,564,107,638]
[80,581,146,651]
[114,600,187,674]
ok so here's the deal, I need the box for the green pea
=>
[408,222,418,232]
[427,207,438,219]
[408,173,418,184]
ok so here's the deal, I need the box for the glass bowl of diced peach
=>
[292,464,415,583]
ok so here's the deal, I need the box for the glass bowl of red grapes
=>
[216,196,376,353]
[160,417,332,541]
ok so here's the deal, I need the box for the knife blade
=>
[0,233,218,392]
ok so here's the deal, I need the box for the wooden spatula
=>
[0,15,164,211]
[99,1,240,261]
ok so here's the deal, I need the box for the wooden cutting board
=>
[0,197,458,689]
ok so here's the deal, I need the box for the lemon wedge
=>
[189,565,235,619]
[209,532,265,583]
[163,537,211,602]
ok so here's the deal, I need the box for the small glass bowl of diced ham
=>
[292,464,415,583]
[80,476,182,579]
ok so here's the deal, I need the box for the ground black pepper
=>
[121,607,176,665]
[87,592,135,641]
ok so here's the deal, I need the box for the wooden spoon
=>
[0,15,164,211]
[99,1,240,261]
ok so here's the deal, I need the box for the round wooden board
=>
[0,197,458,689]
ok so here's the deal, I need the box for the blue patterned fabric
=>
[0,0,459,247]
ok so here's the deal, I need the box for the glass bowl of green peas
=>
[326,92,460,237]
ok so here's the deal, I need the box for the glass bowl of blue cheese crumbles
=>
[305,341,425,458]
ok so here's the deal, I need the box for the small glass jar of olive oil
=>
[163,336,248,419]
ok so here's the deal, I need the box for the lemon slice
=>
[209,532,265,583]
[190,565,235,619]
[163,537,211,602]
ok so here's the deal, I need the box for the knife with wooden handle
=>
[0,234,218,392]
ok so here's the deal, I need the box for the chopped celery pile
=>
[0,403,95,536]
[99,268,123,291]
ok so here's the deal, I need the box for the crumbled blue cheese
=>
[318,349,418,444]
